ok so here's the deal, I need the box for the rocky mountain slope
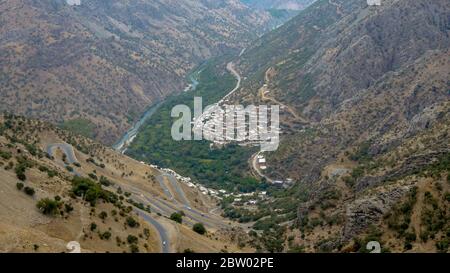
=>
[0,0,272,144]
[0,114,251,253]
[242,0,316,10]
[226,0,449,252]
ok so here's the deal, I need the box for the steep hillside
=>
[0,0,272,144]
[242,0,316,10]
[220,0,450,252]
[0,114,252,253]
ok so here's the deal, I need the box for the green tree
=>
[127,235,138,244]
[170,212,183,224]
[24,186,35,196]
[16,182,24,190]
[90,222,97,231]
[99,211,108,220]
[193,223,206,235]
[37,198,60,215]
[126,216,139,228]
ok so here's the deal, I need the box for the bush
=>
[24,186,35,196]
[15,163,27,181]
[170,212,183,224]
[47,170,58,178]
[37,198,60,215]
[100,231,112,240]
[129,244,139,253]
[127,235,138,244]
[99,176,112,186]
[64,203,74,213]
[88,173,98,181]
[99,211,108,220]
[16,182,24,190]
[126,217,139,228]
[193,223,206,235]
[90,222,97,231]
[0,150,12,160]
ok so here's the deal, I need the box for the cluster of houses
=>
[257,154,267,170]
[140,161,271,205]
[192,104,279,148]
[231,191,268,207]
[143,162,230,198]
[272,178,294,187]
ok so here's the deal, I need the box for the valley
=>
[0,0,449,254]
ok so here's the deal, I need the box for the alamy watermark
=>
[171,97,280,152]
[367,0,381,6]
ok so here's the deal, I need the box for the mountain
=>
[0,114,252,253]
[0,0,273,145]
[225,0,450,252]
[242,0,316,10]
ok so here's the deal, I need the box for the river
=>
[113,74,200,154]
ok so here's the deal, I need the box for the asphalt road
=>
[46,143,78,164]
[46,143,82,176]
[47,143,172,253]
[156,174,174,200]
[161,174,191,207]
[134,209,171,253]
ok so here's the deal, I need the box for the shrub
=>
[99,211,108,220]
[193,223,206,235]
[37,198,60,215]
[436,239,449,253]
[99,176,112,186]
[100,231,112,240]
[90,222,97,231]
[64,203,74,213]
[126,216,139,228]
[47,170,58,178]
[15,163,27,181]
[24,186,35,196]
[170,212,183,224]
[88,173,98,181]
[16,182,24,190]
[0,150,12,160]
[127,235,138,244]
[129,244,139,253]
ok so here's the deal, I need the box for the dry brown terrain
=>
[0,0,273,144]
[0,114,252,253]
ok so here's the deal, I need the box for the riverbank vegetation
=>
[126,58,262,192]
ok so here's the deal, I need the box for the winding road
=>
[221,62,242,103]
[135,209,171,253]
[46,143,82,176]
[46,143,79,164]
[46,143,173,253]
